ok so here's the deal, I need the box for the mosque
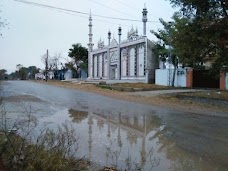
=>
[87,6,158,83]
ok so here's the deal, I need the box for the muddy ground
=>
[1,81,227,171]
[34,80,228,117]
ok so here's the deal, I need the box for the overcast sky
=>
[0,0,176,73]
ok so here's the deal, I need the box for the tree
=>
[49,52,63,79]
[0,69,7,80]
[151,18,178,86]
[68,43,88,76]
[16,64,28,80]
[41,50,50,81]
[168,0,227,18]
[0,7,8,37]
[166,0,228,72]
[28,66,40,79]
[41,51,64,80]
[8,72,17,80]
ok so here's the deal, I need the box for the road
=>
[1,81,228,171]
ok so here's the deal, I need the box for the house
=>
[35,71,54,80]
[35,73,44,80]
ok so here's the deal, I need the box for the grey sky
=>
[0,0,176,73]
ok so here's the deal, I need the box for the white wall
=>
[138,46,144,77]
[155,69,168,86]
[146,39,156,83]
[175,69,187,87]
[226,73,228,90]
[155,68,187,87]
[35,73,44,79]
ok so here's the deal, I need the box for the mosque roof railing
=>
[121,35,144,44]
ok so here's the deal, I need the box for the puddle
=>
[37,109,228,171]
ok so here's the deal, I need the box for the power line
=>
[13,0,142,29]
[109,0,159,20]
[111,0,141,11]
[13,0,160,23]
[88,0,136,18]
[59,9,142,29]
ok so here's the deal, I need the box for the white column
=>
[107,49,110,79]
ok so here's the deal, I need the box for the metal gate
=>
[193,70,219,88]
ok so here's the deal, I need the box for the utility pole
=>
[45,49,48,82]
[118,26,122,80]
[167,22,172,86]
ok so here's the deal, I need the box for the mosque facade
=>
[87,6,158,83]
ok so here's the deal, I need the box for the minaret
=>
[142,4,148,37]
[88,11,94,78]
[118,26,122,43]
[108,30,111,46]
[88,11,94,52]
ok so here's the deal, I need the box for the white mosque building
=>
[87,6,158,83]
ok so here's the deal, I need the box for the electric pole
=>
[45,49,48,82]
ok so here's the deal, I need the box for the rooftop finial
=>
[144,3,146,9]
[89,9,92,21]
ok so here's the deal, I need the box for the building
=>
[35,71,54,80]
[87,6,158,83]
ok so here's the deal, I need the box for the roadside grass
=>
[176,91,228,100]
[96,83,174,92]
[111,83,171,90]
[0,121,89,171]
[33,80,172,91]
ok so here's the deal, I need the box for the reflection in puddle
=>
[65,109,228,171]
[69,109,88,123]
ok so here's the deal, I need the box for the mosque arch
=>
[93,55,97,78]
[121,49,127,77]
[138,45,145,76]
[98,54,102,77]
[129,48,135,77]
[104,53,108,77]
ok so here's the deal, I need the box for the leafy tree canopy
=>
[68,43,88,70]
[13,65,39,80]
[162,0,228,71]
[0,69,7,80]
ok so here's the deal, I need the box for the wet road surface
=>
[1,81,228,171]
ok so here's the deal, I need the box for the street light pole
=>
[45,49,48,82]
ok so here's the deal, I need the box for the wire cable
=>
[88,0,136,18]
[13,0,160,23]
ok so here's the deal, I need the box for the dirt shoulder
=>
[33,80,228,117]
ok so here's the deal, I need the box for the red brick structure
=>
[220,72,226,90]
[186,68,193,88]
